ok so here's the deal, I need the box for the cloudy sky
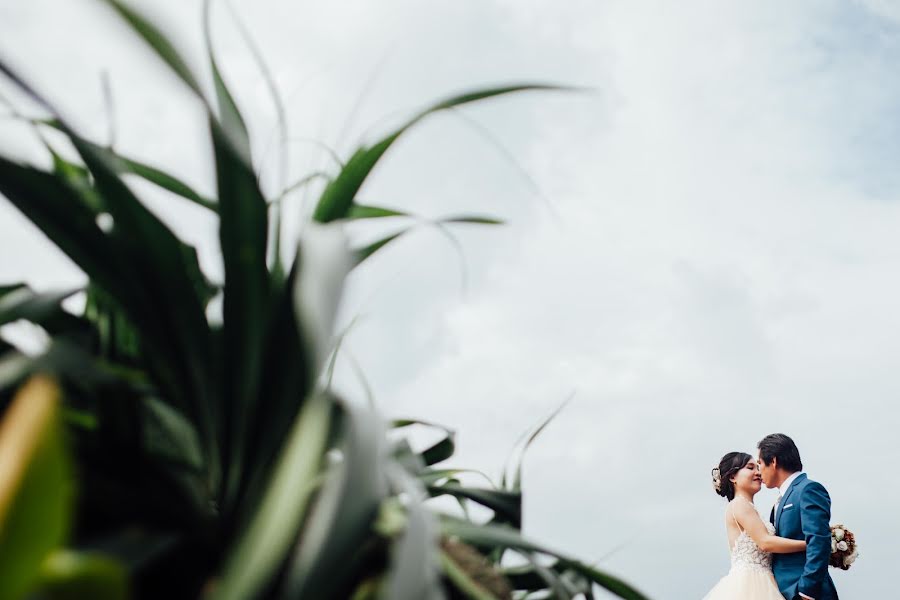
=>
[1,0,897,596]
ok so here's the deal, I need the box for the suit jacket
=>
[771,473,839,600]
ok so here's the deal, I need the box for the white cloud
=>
[855,0,900,24]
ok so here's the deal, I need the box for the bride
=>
[703,452,806,600]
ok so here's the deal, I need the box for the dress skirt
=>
[702,568,786,600]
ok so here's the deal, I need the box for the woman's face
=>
[732,459,763,496]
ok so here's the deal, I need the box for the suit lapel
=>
[775,473,806,530]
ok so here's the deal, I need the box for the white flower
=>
[831,539,837,553]
[843,550,859,566]
[833,528,845,542]
[837,541,849,552]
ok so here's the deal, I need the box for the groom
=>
[757,433,838,600]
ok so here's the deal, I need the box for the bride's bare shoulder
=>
[728,498,759,521]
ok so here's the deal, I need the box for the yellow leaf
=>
[0,375,74,600]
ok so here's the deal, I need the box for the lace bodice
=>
[730,521,774,573]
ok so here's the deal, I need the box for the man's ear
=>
[771,456,778,470]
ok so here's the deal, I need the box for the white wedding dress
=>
[702,508,785,599]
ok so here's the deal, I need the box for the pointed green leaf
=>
[417,468,495,488]
[38,122,215,211]
[354,230,407,265]
[390,418,457,466]
[112,153,216,211]
[509,395,571,491]
[420,427,456,467]
[237,263,310,514]
[211,392,331,600]
[348,204,411,219]
[211,116,269,508]
[203,0,252,163]
[421,431,456,467]
[48,150,104,214]
[428,483,521,528]
[382,467,443,600]
[313,84,565,223]
[292,222,353,369]
[439,215,504,225]
[235,224,350,513]
[0,285,80,329]
[0,157,122,289]
[284,399,389,598]
[98,1,254,178]
[440,518,650,600]
[101,0,204,96]
[279,171,330,199]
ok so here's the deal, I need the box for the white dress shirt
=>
[776,471,804,512]
[776,472,812,600]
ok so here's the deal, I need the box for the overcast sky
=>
[1,0,896,597]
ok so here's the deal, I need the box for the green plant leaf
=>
[48,149,105,214]
[522,555,578,600]
[38,124,215,211]
[236,223,351,515]
[211,391,331,600]
[417,468,495,488]
[422,433,456,467]
[0,351,32,397]
[348,204,411,219]
[278,171,330,200]
[210,114,269,509]
[236,263,310,515]
[0,285,81,330]
[501,562,547,590]
[100,0,204,96]
[353,230,407,265]
[0,376,73,600]
[0,157,125,297]
[203,0,252,164]
[292,223,353,370]
[382,465,444,600]
[439,549,499,600]
[439,215,504,225]
[68,134,219,481]
[141,396,204,472]
[107,151,216,211]
[313,84,566,223]
[38,549,129,600]
[440,518,650,600]
[0,61,221,494]
[502,394,571,491]
[283,399,389,598]
[428,483,521,528]
[350,212,503,266]
[391,418,457,467]
[99,1,253,173]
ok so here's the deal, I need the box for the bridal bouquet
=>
[829,524,859,570]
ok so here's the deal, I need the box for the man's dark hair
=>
[757,433,803,472]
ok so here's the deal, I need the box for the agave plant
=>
[0,2,649,599]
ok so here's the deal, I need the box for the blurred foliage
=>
[0,1,649,599]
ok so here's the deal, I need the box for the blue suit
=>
[771,473,838,600]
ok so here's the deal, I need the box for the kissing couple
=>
[702,433,839,600]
